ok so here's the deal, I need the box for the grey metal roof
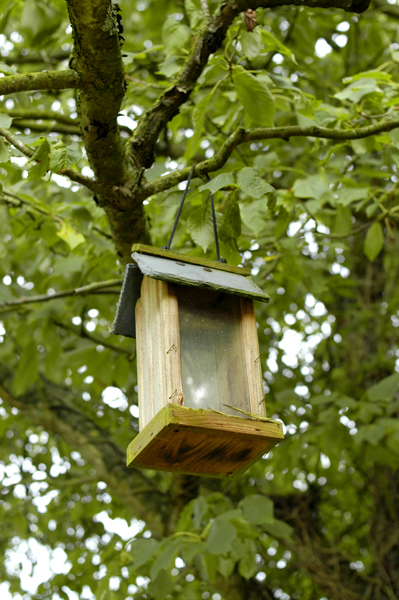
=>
[112,251,269,338]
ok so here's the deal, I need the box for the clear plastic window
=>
[178,287,250,416]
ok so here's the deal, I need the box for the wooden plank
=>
[135,297,152,431]
[163,283,184,406]
[240,297,266,417]
[132,253,270,303]
[131,243,252,276]
[126,404,283,478]
[151,278,167,417]
[167,404,283,438]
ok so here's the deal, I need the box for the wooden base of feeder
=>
[126,404,284,478]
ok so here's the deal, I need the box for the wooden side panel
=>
[135,297,152,431]
[163,283,184,406]
[135,277,183,431]
[240,298,266,417]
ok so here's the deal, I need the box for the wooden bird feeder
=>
[112,244,284,478]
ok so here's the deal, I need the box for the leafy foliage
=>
[0,1,399,600]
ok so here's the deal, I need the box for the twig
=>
[53,320,134,359]
[0,279,122,311]
[0,127,34,157]
[0,127,100,193]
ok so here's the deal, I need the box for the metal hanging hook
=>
[161,166,226,263]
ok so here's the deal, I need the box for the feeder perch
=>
[112,244,284,478]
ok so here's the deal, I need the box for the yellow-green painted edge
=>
[131,243,252,276]
[126,403,284,478]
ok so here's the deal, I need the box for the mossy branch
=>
[0,70,80,96]
[142,118,399,197]
[129,0,370,171]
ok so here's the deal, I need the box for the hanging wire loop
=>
[161,167,226,263]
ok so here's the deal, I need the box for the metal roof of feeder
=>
[111,244,270,339]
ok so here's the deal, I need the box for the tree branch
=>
[0,70,80,96]
[2,108,78,126]
[0,126,34,157]
[11,119,80,136]
[142,118,399,197]
[0,279,122,313]
[129,0,371,171]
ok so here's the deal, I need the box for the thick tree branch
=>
[65,0,128,187]
[65,0,150,261]
[142,118,399,197]
[0,361,167,538]
[129,0,370,171]
[0,70,80,96]
[0,279,122,313]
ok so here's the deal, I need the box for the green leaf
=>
[27,138,50,180]
[148,569,175,600]
[181,541,206,563]
[333,205,352,236]
[0,113,12,128]
[162,18,191,56]
[53,255,86,275]
[129,538,159,569]
[217,557,235,578]
[240,199,268,236]
[229,518,259,540]
[185,87,218,161]
[334,78,377,102]
[233,69,275,127]
[293,175,328,200]
[241,29,263,60]
[367,373,399,402]
[364,222,384,262]
[206,519,236,555]
[263,519,294,539]
[14,341,38,395]
[0,138,9,162]
[237,168,275,199]
[187,204,214,252]
[238,552,257,579]
[184,0,202,29]
[219,201,241,242]
[343,69,392,83]
[150,539,181,579]
[56,223,86,250]
[49,141,81,173]
[241,495,274,525]
[193,496,208,530]
[336,187,369,206]
[260,29,295,62]
[199,172,235,194]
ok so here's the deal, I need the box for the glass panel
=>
[177,287,250,416]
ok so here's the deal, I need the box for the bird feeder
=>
[112,243,284,478]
